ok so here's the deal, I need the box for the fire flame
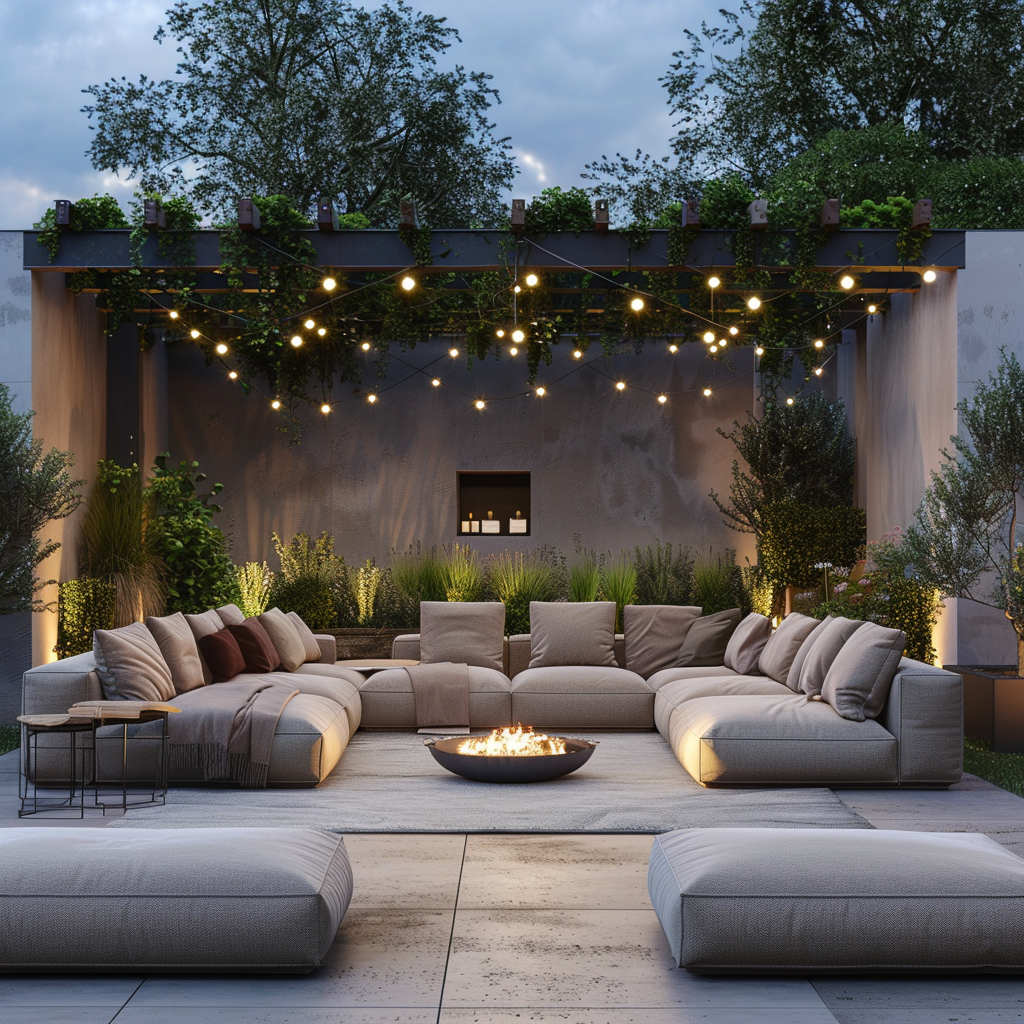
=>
[457,725,567,757]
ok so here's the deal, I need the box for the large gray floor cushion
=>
[649,828,1024,974]
[0,827,352,973]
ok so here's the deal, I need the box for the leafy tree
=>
[664,0,1024,187]
[904,349,1024,674]
[83,0,514,225]
[0,386,84,614]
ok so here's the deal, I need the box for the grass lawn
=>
[964,736,1024,797]
[0,725,17,757]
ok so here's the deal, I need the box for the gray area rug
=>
[110,731,872,833]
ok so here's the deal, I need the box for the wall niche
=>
[457,471,531,536]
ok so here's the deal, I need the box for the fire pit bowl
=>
[424,733,598,783]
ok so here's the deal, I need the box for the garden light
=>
[475,399,486,410]
[401,275,416,291]
[322,277,337,291]
[707,276,721,289]
[271,399,281,410]
[840,275,855,290]
[290,335,303,348]
[431,378,441,387]
[616,381,626,391]
[525,273,539,287]
[630,297,645,311]
[321,403,331,414]
[923,269,937,283]
[215,343,228,355]
[512,329,525,343]
[747,296,762,310]
[304,319,315,329]
[449,347,459,358]
[361,342,371,351]
[703,330,715,343]
[657,394,667,404]
[190,328,200,339]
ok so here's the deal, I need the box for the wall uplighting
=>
[400,275,416,291]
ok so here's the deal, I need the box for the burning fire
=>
[458,725,567,757]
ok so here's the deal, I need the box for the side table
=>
[18,714,94,818]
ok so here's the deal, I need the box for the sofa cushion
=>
[216,603,246,626]
[654,674,791,738]
[529,601,616,668]
[675,609,742,667]
[184,609,227,685]
[510,665,654,729]
[258,607,307,672]
[93,622,176,702]
[784,616,833,692]
[757,612,819,686]
[227,618,281,674]
[197,629,246,683]
[646,665,737,692]
[822,621,907,721]
[648,827,1024,974]
[667,694,898,785]
[145,612,205,694]
[623,604,702,679]
[723,613,772,675]
[287,612,322,663]
[420,601,505,673]
[797,617,867,697]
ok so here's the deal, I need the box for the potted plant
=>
[905,349,1024,751]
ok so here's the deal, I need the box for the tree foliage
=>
[83,0,514,225]
[0,386,84,614]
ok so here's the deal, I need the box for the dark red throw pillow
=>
[197,629,246,682]
[226,618,281,674]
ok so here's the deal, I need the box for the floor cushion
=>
[649,827,1024,974]
[667,693,898,785]
[510,666,654,728]
[653,675,791,738]
[0,827,352,973]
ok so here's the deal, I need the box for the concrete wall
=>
[0,231,32,414]
[168,341,759,568]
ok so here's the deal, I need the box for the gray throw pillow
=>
[529,602,616,668]
[676,609,743,667]
[723,613,772,675]
[421,601,506,673]
[784,616,834,692]
[145,612,205,693]
[93,622,175,702]
[822,621,907,721]
[623,604,702,678]
[757,612,820,686]
[258,607,307,672]
[287,611,322,663]
[797,617,867,697]
[184,609,228,685]
[216,603,246,626]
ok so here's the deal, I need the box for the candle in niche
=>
[468,512,480,533]
[509,509,527,534]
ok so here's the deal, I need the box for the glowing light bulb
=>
[630,297,645,312]
[512,329,525,343]
[719,338,727,347]
[535,386,546,397]
[755,346,764,356]
[814,339,824,349]
[729,326,739,336]
[317,327,326,336]
[271,399,281,410]
[747,296,762,310]
[787,397,795,405]
[400,275,415,291]
[615,381,626,392]
[496,329,505,338]
[923,269,937,283]
[304,319,315,330]
[322,277,337,291]
[367,394,377,404]
[840,275,855,290]
[710,345,718,354]
[708,276,721,289]
[431,378,441,387]
[169,310,179,320]
[321,403,331,414]
[573,349,583,359]
[703,387,712,397]
[513,285,521,294]
[525,273,539,287]
[509,346,518,356]
[703,330,715,343]
[814,367,823,376]
[190,328,200,339]
[449,348,459,358]
[657,394,667,404]
[867,304,877,314]
[669,344,678,353]
[475,399,485,410]
[361,342,371,351]
[228,370,238,380]
[290,335,303,348]
[215,343,228,355]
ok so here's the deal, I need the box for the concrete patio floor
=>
[3,748,1024,1022]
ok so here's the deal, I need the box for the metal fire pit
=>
[424,736,598,783]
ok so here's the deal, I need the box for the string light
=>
[475,399,486,410]
[573,349,583,359]
[668,344,678,353]
[304,319,315,329]
[814,339,824,349]
[729,326,739,336]
[814,367,823,376]
[496,329,505,338]
[525,273,539,287]
[228,370,238,380]
[615,381,626,391]
[923,269,937,283]
[431,377,441,387]
[511,329,525,343]
[707,276,721,289]
[535,386,546,397]
[839,275,855,290]
[449,347,459,358]
[630,297,645,312]
[322,277,337,291]
[747,296,762,310]
[215,343,228,355]
[719,338,727,347]
[755,346,764,356]
[703,330,715,343]
[321,403,331,414]
[361,341,371,351]
[400,275,416,291]
[657,394,667,404]
[367,394,378,404]
[703,387,712,397]
[786,397,795,405]
[710,344,718,353]
[190,328,201,339]
[290,335,303,348]
[510,346,518,356]
[867,304,878,314]
[271,399,281,410]
[317,327,326,336]
[168,310,179,320]
[513,284,522,294]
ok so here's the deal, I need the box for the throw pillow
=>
[93,622,176,702]
[529,602,616,668]
[623,604,702,678]
[821,621,907,721]
[797,617,868,697]
[227,618,281,673]
[287,611,322,663]
[184,609,228,685]
[257,607,307,672]
[784,616,834,692]
[757,612,820,686]
[723,613,772,675]
[216,603,246,626]
[420,601,505,673]
[145,612,205,693]
[197,629,247,682]
[675,609,743,667]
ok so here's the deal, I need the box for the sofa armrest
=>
[392,634,421,660]
[313,634,337,664]
[881,659,963,785]
[508,634,531,679]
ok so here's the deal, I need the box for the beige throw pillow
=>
[797,617,867,697]
[420,601,505,673]
[287,611,322,663]
[258,607,307,672]
[757,612,820,686]
[529,602,616,668]
[184,609,227,685]
[623,605,702,678]
[145,612,205,693]
[93,622,175,702]
[821,621,906,721]
[216,604,246,626]
[783,616,834,692]
[675,609,742,667]
[723,613,772,675]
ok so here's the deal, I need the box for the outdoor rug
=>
[109,730,872,833]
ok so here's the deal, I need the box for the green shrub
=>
[269,531,345,629]
[489,551,555,635]
[55,578,115,659]
[441,544,483,602]
[633,542,694,605]
[353,559,382,625]
[758,502,866,590]
[569,556,601,603]
[699,172,757,229]
[693,550,742,614]
[237,561,274,618]
[390,545,447,604]
[524,187,594,234]
[369,567,419,628]
[964,738,1024,797]
[600,554,637,632]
